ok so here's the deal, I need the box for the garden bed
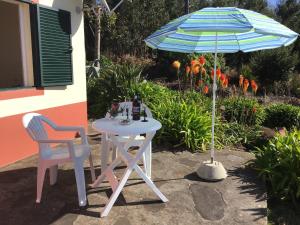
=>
[86,57,300,224]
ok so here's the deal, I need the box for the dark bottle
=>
[132,95,141,120]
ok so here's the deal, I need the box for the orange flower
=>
[172,60,181,70]
[239,75,244,87]
[199,56,206,65]
[193,65,200,75]
[201,67,206,76]
[224,77,229,88]
[191,59,199,67]
[252,107,257,113]
[251,80,258,94]
[216,68,221,79]
[220,74,227,88]
[243,79,249,94]
[203,85,209,94]
[210,68,220,80]
[220,73,226,83]
[186,66,191,75]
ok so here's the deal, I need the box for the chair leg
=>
[89,154,96,182]
[36,164,46,203]
[49,165,58,185]
[74,160,87,207]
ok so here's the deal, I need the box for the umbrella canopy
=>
[144,7,298,177]
[145,7,298,53]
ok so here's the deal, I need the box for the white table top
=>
[92,117,162,136]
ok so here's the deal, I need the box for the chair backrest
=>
[22,113,51,157]
[106,101,153,118]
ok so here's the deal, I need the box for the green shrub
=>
[263,103,300,130]
[181,91,212,112]
[132,82,265,151]
[249,47,298,90]
[129,81,177,105]
[86,55,114,79]
[87,63,144,118]
[221,97,265,126]
[130,82,213,152]
[254,130,300,201]
[131,82,212,110]
[150,96,212,152]
[289,73,300,97]
[217,122,263,148]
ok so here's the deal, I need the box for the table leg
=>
[101,133,109,172]
[99,133,168,217]
[145,142,152,178]
[101,167,132,217]
[92,157,121,188]
[134,164,168,202]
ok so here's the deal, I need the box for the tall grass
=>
[131,82,213,151]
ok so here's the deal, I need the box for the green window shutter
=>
[31,5,73,87]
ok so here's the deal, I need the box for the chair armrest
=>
[54,126,84,132]
[36,139,76,158]
[52,126,88,145]
[36,139,74,144]
[38,116,88,145]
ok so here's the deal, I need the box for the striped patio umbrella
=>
[145,7,298,53]
[145,7,298,180]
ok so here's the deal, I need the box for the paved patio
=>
[0,129,267,225]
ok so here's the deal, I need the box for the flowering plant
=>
[239,74,258,95]
[171,54,227,94]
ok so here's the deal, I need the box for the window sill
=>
[0,87,44,100]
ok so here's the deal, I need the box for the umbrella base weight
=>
[196,160,227,181]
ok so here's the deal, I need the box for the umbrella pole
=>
[211,32,218,163]
[196,32,227,181]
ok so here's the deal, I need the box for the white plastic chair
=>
[105,102,153,177]
[22,113,96,207]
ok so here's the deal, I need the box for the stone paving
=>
[0,131,267,225]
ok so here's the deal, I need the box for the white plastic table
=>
[92,117,168,217]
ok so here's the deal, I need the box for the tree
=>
[83,0,102,65]
[100,0,169,56]
[249,47,298,90]
[276,0,300,70]
[185,0,190,13]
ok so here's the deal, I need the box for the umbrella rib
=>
[234,32,241,51]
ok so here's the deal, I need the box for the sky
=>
[267,0,280,8]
